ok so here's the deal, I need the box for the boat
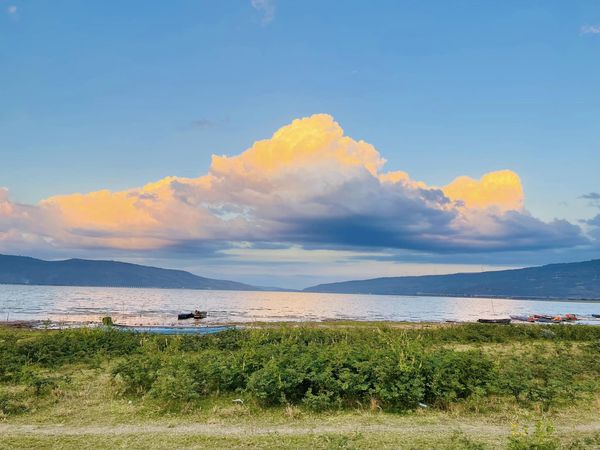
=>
[177,310,208,320]
[194,310,208,319]
[509,315,530,322]
[477,318,511,324]
[592,314,600,319]
[111,325,234,335]
[536,317,561,323]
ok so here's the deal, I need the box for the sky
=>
[1,0,600,288]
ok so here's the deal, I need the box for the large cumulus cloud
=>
[0,114,589,255]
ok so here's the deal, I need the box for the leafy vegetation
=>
[2,323,600,448]
[2,323,600,414]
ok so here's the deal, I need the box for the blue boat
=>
[111,325,234,335]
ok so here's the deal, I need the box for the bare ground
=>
[2,420,600,437]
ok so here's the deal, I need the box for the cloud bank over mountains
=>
[0,114,592,260]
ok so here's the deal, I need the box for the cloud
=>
[187,117,229,131]
[581,25,600,34]
[443,170,523,211]
[6,5,17,18]
[251,0,275,24]
[580,192,600,200]
[584,214,600,242]
[0,114,590,259]
[190,119,214,130]
[189,119,220,131]
[580,192,600,208]
[586,214,600,227]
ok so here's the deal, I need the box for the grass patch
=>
[1,323,600,448]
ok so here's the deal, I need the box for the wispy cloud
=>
[581,192,600,200]
[190,119,215,130]
[251,0,275,25]
[6,4,18,19]
[581,24,600,35]
[580,192,600,208]
[187,117,230,131]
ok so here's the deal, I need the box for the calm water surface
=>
[1,284,599,325]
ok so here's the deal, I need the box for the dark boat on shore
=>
[477,318,511,324]
[510,315,530,322]
[178,310,208,320]
[536,317,560,323]
[593,314,600,319]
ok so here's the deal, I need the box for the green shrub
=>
[149,358,200,403]
[112,354,162,395]
[423,349,495,408]
[14,329,141,366]
[497,346,578,411]
[19,367,69,396]
[302,389,340,411]
[445,431,486,450]
[507,421,558,450]
[0,390,28,416]
[247,351,307,405]
[369,351,425,409]
[3,324,600,413]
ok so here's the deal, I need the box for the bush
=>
[112,354,161,395]
[507,421,558,450]
[369,351,425,410]
[497,346,578,411]
[149,358,200,403]
[13,329,141,366]
[20,367,69,396]
[0,390,28,416]
[423,349,495,408]
[3,324,600,413]
[247,348,311,405]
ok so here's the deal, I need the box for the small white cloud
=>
[251,0,275,25]
[7,5,17,15]
[581,24,600,34]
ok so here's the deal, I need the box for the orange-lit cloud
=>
[0,114,587,255]
[443,170,524,211]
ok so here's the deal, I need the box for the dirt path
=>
[1,421,600,437]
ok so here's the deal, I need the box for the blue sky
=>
[1,1,600,287]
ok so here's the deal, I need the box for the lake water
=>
[1,284,600,325]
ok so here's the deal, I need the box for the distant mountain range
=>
[0,254,261,291]
[304,259,600,300]
[2,254,600,299]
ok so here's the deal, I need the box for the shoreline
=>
[3,317,600,330]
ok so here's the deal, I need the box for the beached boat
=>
[536,317,561,323]
[177,310,208,320]
[194,310,208,319]
[532,314,564,323]
[477,318,511,324]
[509,315,530,322]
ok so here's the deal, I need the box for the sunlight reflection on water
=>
[1,284,599,326]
